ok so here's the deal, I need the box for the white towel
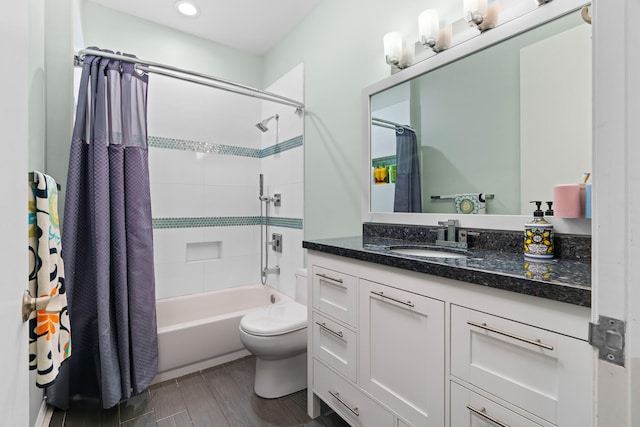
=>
[28,172,71,387]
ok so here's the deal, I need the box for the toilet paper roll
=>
[553,184,583,218]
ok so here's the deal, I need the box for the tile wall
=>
[149,64,304,300]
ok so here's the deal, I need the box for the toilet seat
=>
[240,302,307,336]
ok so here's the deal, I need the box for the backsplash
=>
[363,222,591,261]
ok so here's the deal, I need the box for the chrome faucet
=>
[436,219,468,249]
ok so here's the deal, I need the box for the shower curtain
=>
[47,49,158,409]
[393,128,422,212]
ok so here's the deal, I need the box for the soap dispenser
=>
[524,201,554,259]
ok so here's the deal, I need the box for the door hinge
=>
[588,315,625,367]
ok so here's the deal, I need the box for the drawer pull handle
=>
[328,390,359,417]
[467,321,554,351]
[467,405,510,427]
[370,291,415,308]
[316,273,345,286]
[316,321,344,339]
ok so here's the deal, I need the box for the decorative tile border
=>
[260,135,304,157]
[266,217,303,229]
[148,137,262,157]
[148,135,303,158]
[153,216,303,230]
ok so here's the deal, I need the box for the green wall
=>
[80,1,263,87]
[44,0,74,221]
[263,0,455,239]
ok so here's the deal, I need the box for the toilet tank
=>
[295,268,308,305]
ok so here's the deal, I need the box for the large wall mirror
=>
[363,2,592,234]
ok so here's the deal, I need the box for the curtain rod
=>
[74,49,305,113]
[371,117,414,132]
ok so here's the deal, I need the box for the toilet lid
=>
[240,302,307,336]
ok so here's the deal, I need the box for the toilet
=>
[239,269,308,398]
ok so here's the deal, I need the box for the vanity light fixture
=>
[175,1,199,17]
[477,3,500,31]
[418,9,440,50]
[464,0,500,32]
[433,24,453,52]
[463,0,488,26]
[383,32,407,69]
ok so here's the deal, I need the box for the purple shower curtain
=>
[46,48,158,409]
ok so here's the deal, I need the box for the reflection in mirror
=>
[370,9,591,216]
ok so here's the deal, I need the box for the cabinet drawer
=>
[312,312,357,382]
[312,266,357,326]
[314,359,394,427]
[451,305,591,426]
[451,381,545,427]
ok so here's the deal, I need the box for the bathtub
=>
[153,284,292,383]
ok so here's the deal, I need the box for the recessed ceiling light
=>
[175,1,199,17]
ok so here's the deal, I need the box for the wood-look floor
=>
[49,356,349,427]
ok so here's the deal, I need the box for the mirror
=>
[368,8,591,217]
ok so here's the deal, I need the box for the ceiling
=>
[88,0,322,55]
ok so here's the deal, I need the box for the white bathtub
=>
[153,284,292,383]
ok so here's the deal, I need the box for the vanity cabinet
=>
[359,280,445,427]
[307,252,591,427]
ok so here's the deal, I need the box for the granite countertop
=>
[303,235,592,307]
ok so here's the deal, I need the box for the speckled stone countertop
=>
[303,226,592,307]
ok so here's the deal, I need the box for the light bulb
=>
[418,9,440,48]
[383,32,403,66]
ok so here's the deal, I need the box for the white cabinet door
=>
[359,279,445,427]
[451,305,592,427]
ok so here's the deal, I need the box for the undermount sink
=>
[388,246,469,259]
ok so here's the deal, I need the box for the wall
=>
[259,64,305,298]
[263,1,591,236]
[263,0,463,239]
[44,0,74,221]
[80,0,263,87]
[148,65,304,299]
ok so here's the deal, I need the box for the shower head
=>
[256,114,279,132]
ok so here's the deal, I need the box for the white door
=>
[0,1,31,425]
[592,1,640,426]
